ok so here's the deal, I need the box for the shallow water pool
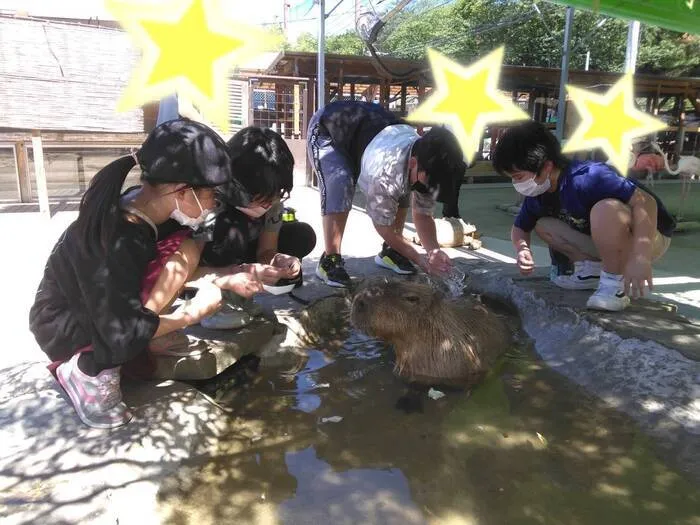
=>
[163,306,700,525]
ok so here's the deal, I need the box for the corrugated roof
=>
[0,16,144,132]
[0,15,284,133]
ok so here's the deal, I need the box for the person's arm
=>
[511,224,536,275]
[405,210,452,275]
[153,306,201,338]
[374,223,426,268]
[511,224,531,252]
[624,187,658,296]
[628,187,657,259]
[256,230,279,265]
[413,210,440,252]
[411,189,452,273]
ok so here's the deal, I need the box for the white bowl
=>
[263,283,296,295]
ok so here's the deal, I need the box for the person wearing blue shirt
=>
[492,121,675,312]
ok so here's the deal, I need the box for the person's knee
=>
[533,217,561,243]
[590,199,631,231]
[591,198,629,218]
[280,222,317,258]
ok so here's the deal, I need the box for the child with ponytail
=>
[29,119,273,429]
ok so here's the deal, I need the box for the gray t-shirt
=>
[357,124,436,226]
[262,200,284,234]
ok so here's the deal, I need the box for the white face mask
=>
[513,175,551,197]
[170,189,214,230]
[235,205,269,219]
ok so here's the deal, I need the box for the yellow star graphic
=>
[106,0,281,133]
[406,47,529,164]
[563,74,668,174]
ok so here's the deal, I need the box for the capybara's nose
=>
[354,297,367,313]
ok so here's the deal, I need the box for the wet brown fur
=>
[350,277,510,388]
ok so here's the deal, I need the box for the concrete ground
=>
[1,180,698,523]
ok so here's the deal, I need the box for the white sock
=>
[587,260,602,271]
[600,270,623,281]
[599,271,624,292]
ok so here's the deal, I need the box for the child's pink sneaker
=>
[56,353,132,429]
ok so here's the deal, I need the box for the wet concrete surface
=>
[154,311,700,525]
[2,185,700,523]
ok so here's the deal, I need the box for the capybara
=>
[350,277,510,388]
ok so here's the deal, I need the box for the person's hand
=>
[271,253,301,279]
[624,253,653,298]
[218,271,265,298]
[423,249,452,275]
[183,282,222,323]
[234,263,284,285]
[516,247,535,275]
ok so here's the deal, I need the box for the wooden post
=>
[675,95,685,157]
[13,141,32,203]
[417,77,426,102]
[303,82,316,187]
[31,132,51,215]
[381,80,390,108]
[77,154,86,193]
[338,67,344,101]
[248,80,255,128]
[400,83,407,115]
[350,82,356,100]
[653,84,661,115]
[293,83,301,138]
[527,90,536,118]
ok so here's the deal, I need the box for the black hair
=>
[491,120,569,176]
[412,126,466,202]
[75,154,139,255]
[75,118,233,255]
[226,127,294,202]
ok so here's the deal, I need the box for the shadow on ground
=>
[2,253,699,524]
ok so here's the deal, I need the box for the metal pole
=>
[317,0,326,110]
[624,20,641,74]
[585,50,590,71]
[555,6,574,142]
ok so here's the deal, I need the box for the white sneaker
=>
[554,260,601,290]
[199,291,259,330]
[200,303,253,330]
[586,274,631,312]
[56,353,132,429]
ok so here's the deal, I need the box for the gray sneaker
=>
[56,353,132,429]
[200,303,253,330]
[149,331,208,356]
[199,291,259,330]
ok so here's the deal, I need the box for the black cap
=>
[137,118,249,205]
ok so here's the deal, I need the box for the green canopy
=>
[545,1,699,35]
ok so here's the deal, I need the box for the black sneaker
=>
[316,253,351,288]
[375,242,416,275]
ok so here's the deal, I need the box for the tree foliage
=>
[289,0,700,77]
[292,30,365,55]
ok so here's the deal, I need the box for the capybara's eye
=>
[403,295,420,304]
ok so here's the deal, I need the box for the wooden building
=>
[1,13,698,207]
